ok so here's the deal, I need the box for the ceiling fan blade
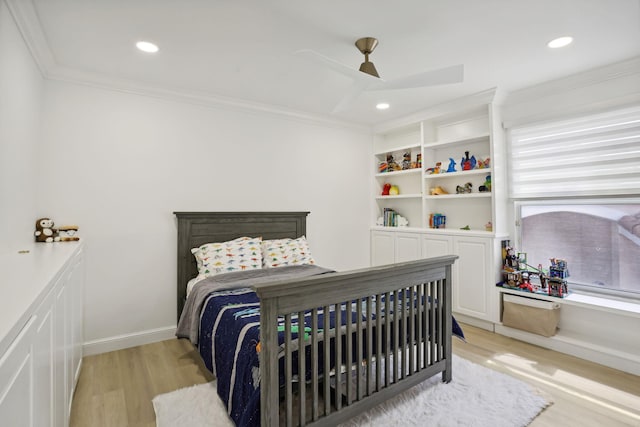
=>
[295,49,379,83]
[367,64,464,91]
[331,79,370,114]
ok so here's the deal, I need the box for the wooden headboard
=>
[173,211,310,321]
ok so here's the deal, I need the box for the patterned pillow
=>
[261,236,315,268]
[191,237,262,279]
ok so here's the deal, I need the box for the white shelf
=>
[375,194,422,200]
[375,168,422,178]
[423,133,490,149]
[424,192,491,199]
[424,168,492,179]
[374,143,421,157]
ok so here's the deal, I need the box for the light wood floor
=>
[70,324,640,426]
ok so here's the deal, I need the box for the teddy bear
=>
[34,217,60,243]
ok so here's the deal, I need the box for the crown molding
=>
[4,0,370,134]
[4,0,56,76]
[502,56,640,128]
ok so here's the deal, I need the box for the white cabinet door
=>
[33,289,55,427]
[0,317,36,427]
[395,232,421,262]
[54,281,68,427]
[421,234,453,258]
[371,230,395,266]
[453,236,492,320]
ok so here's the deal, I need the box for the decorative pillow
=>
[261,236,315,268]
[191,236,262,279]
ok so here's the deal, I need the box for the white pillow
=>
[191,236,262,278]
[261,236,315,268]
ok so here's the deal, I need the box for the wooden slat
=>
[401,288,407,380]
[384,291,391,388]
[417,283,423,371]
[366,296,373,396]
[423,282,430,367]
[409,285,415,375]
[311,308,319,421]
[298,310,306,426]
[285,314,293,427]
[376,293,382,392]
[393,289,400,384]
[430,281,437,365]
[335,303,342,411]
[323,305,331,416]
[345,301,353,406]
[356,298,363,401]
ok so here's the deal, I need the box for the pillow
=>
[261,236,315,268]
[191,236,262,278]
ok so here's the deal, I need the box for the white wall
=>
[38,80,372,348]
[0,1,44,255]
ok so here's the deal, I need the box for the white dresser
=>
[0,241,84,427]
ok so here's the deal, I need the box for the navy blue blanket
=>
[198,286,464,427]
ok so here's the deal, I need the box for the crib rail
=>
[254,255,457,427]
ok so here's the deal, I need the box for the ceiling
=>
[23,0,640,125]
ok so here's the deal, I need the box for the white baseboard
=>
[495,323,640,376]
[82,325,177,356]
[453,312,495,332]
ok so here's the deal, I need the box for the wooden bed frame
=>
[175,211,457,427]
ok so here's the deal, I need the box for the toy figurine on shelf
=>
[456,182,472,194]
[430,186,448,195]
[417,153,422,169]
[379,162,388,173]
[389,185,400,195]
[402,152,412,170]
[387,154,401,171]
[446,158,457,172]
[426,161,442,174]
[461,151,477,171]
[479,175,492,192]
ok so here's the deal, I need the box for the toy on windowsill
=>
[34,217,60,243]
[446,158,457,173]
[461,151,477,171]
[456,182,472,194]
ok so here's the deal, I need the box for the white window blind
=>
[509,106,640,198]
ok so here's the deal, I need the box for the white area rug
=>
[153,355,550,427]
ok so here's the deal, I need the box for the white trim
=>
[4,0,369,134]
[495,323,640,376]
[82,326,177,356]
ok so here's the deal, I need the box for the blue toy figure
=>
[446,158,457,172]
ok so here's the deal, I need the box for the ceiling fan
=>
[297,37,464,113]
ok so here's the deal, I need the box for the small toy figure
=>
[381,183,391,195]
[479,175,492,192]
[456,182,472,194]
[417,153,422,168]
[430,186,448,195]
[34,218,60,243]
[446,158,457,172]
[485,221,493,231]
[461,151,477,171]
[387,154,401,171]
[379,162,388,173]
[426,161,442,174]
[389,185,400,195]
[402,152,412,170]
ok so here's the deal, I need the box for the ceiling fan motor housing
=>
[356,37,380,78]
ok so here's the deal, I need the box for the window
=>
[509,105,640,299]
[517,201,640,297]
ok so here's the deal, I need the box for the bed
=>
[174,211,460,426]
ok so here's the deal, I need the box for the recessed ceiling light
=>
[376,103,390,110]
[136,41,159,53]
[547,36,573,49]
